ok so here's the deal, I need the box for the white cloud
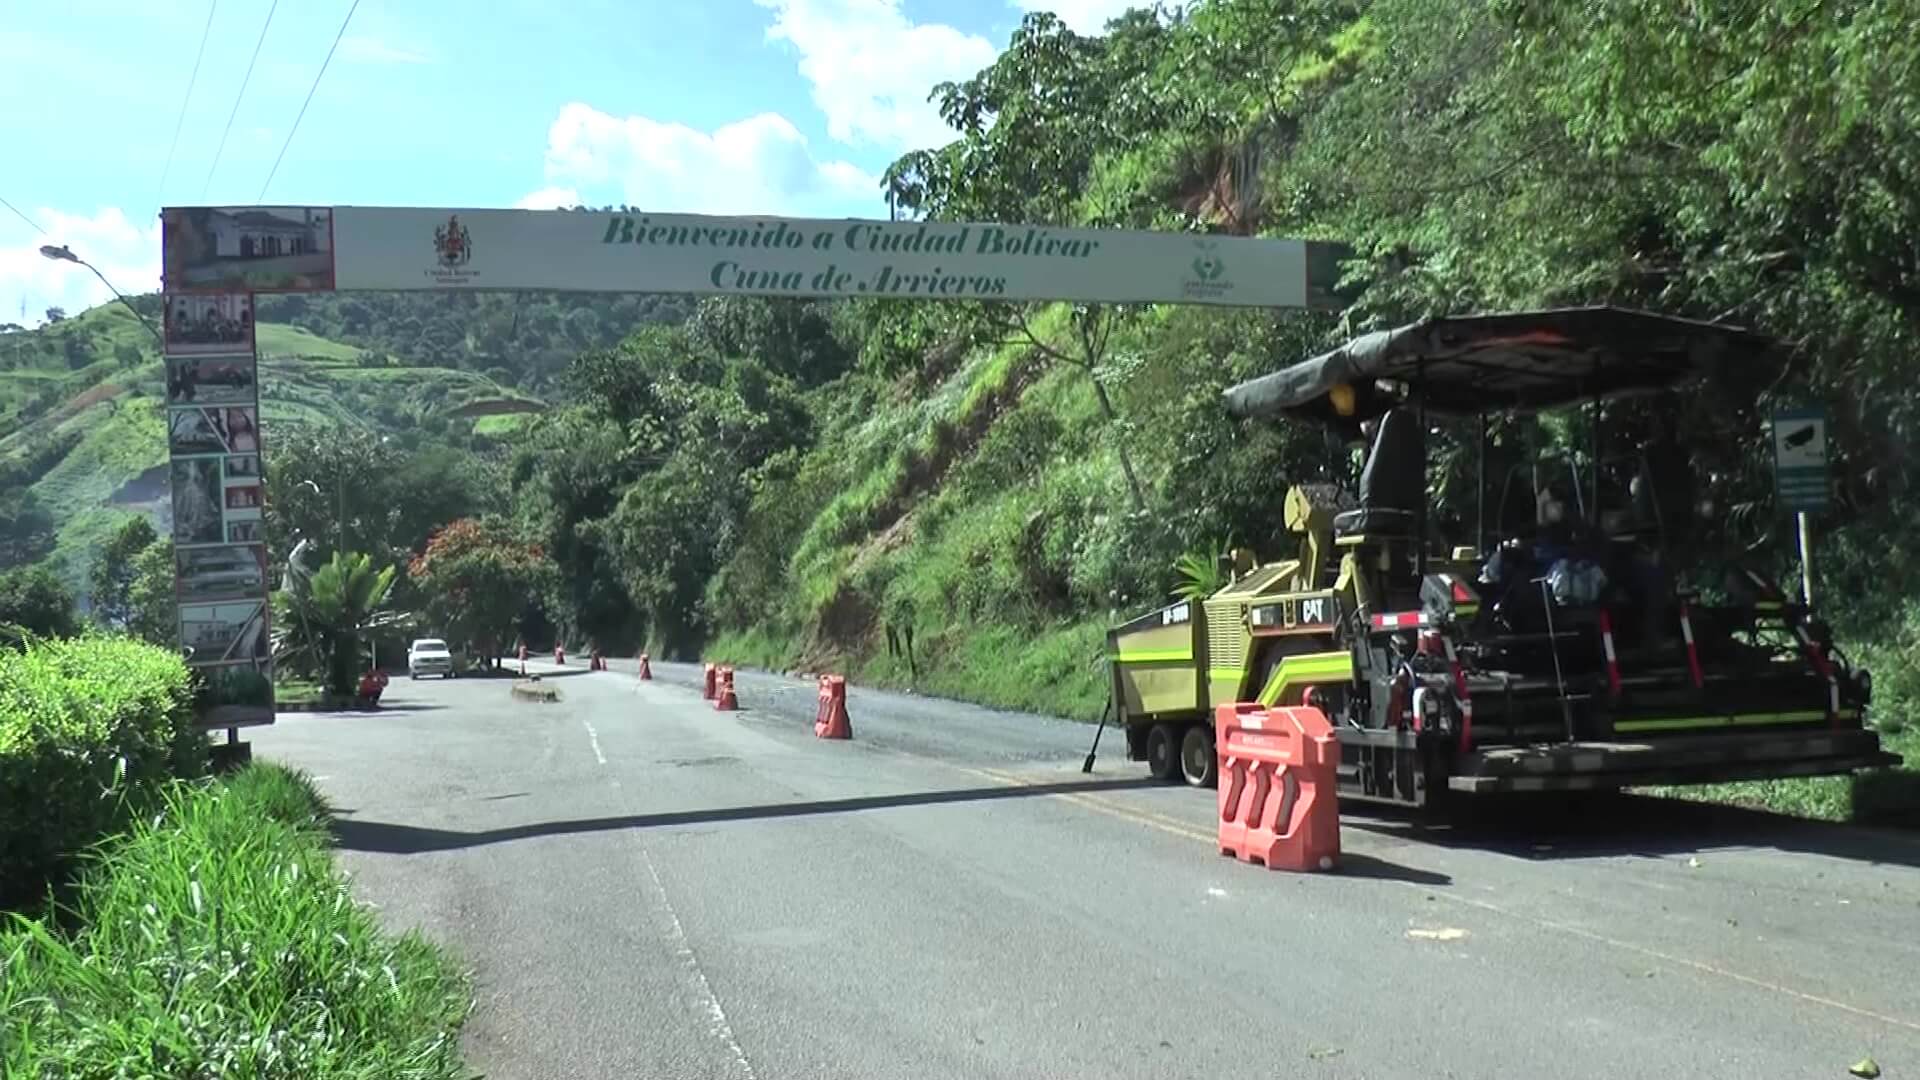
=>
[755,0,997,151]
[0,207,160,329]
[1008,0,1144,35]
[515,186,583,211]
[527,103,880,217]
[338,35,432,65]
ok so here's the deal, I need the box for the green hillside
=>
[0,303,542,592]
[253,291,694,394]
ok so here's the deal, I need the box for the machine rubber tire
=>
[410,671,419,680]
[1179,724,1217,787]
[1145,723,1182,782]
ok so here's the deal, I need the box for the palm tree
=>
[1172,537,1233,601]
[273,551,405,696]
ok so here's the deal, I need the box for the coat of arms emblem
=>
[434,215,472,268]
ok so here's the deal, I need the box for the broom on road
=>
[1081,695,1114,773]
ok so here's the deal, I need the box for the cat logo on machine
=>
[1300,596,1328,626]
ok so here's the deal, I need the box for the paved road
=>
[253,661,1920,1079]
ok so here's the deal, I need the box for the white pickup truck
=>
[407,638,456,679]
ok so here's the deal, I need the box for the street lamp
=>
[37,244,164,349]
[297,478,344,553]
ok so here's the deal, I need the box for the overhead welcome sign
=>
[162,205,1346,309]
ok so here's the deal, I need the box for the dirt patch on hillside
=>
[110,463,171,506]
[788,346,1046,668]
[60,381,122,419]
[862,352,1041,539]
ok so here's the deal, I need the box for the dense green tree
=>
[125,537,177,648]
[508,407,646,647]
[409,517,555,666]
[686,297,854,387]
[0,490,56,567]
[0,565,78,642]
[264,428,497,568]
[600,455,733,653]
[88,517,157,629]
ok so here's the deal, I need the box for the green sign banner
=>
[163,205,1347,309]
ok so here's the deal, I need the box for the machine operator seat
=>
[1332,406,1424,539]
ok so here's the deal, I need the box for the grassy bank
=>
[1638,725,1918,824]
[706,615,1110,723]
[1,764,470,1077]
[274,677,324,707]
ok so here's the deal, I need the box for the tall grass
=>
[1,764,469,1078]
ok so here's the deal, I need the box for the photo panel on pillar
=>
[166,353,258,406]
[163,293,255,355]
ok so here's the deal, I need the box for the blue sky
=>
[0,0,1136,326]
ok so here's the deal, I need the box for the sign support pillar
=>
[1771,405,1829,610]
[1797,511,1815,607]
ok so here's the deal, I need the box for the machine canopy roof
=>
[1221,306,1775,431]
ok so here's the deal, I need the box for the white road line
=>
[583,721,607,765]
[639,846,758,1079]
[602,745,755,1075]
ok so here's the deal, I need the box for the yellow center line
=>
[951,762,1219,845]
[943,763,1920,1034]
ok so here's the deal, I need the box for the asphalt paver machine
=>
[1108,306,1898,808]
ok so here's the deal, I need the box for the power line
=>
[258,0,359,202]
[201,0,279,201]
[0,192,47,236]
[158,0,219,210]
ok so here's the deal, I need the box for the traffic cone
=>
[702,663,717,700]
[638,653,652,680]
[554,644,566,665]
[714,667,738,711]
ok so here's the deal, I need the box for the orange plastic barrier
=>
[589,649,605,672]
[702,663,717,700]
[814,675,852,739]
[1215,702,1340,872]
[714,667,738,711]
[554,644,566,665]
[638,652,652,680]
[518,644,528,675]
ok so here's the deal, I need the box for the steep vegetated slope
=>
[699,304,1332,719]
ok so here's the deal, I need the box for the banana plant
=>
[272,551,407,696]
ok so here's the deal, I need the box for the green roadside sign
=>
[1771,407,1829,514]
